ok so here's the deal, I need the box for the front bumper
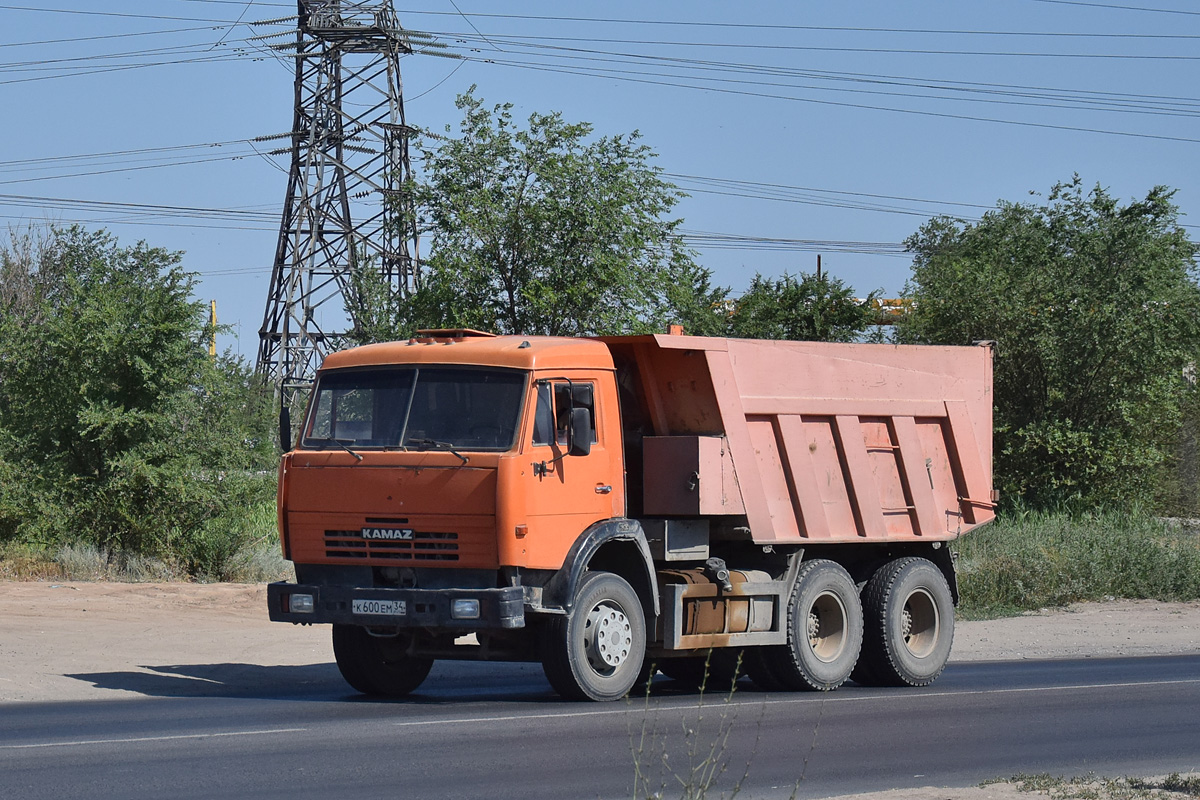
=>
[267,581,525,629]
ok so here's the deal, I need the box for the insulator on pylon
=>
[250,15,299,26]
[247,30,297,42]
[254,131,300,142]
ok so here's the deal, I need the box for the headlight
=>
[288,593,315,613]
[451,598,480,619]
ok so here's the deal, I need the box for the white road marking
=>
[0,727,307,750]
[391,676,1200,728]
[6,675,1196,747]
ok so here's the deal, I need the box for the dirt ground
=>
[1,581,1198,798]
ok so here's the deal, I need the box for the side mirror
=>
[279,404,293,452]
[567,407,592,457]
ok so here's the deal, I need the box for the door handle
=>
[595,485,613,494]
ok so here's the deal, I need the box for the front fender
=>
[544,518,660,624]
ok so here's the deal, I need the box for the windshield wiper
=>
[405,438,469,465]
[309,437,364,462]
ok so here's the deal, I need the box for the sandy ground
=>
[2,581,1197,705]
[1,582,1197,798]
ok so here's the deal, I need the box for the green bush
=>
[0,226,279,579]
[181,486,284,582]
[900,178,1200,510]
[955,511,1200,617]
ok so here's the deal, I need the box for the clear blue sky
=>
[3,1,1199,356]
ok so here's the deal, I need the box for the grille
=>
[324,529,459,562]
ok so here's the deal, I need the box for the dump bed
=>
[601,335,994,544]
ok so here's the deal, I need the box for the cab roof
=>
[318,332,616,373]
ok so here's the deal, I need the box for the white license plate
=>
[352,599,407,616]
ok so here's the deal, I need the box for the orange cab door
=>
[519,374,623,569]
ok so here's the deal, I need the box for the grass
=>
[954,511,1200,618]
[629,654,789,800]
[0,499,291,584]
[994,772,1200,799]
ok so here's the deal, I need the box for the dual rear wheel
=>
[748,556,955,692]
[753,559,864,691]
[853,556,955,687]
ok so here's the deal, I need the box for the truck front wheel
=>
[765,559,863,691]
[853,557,954,687]
[332,624,434,697]
[541,571,646,701]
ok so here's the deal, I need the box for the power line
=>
[0,24,230,49]
[7,15,1198,129]
[0,151,267,186]
[447,31,1200,60]
[1032,0,1200,16]
[392,7,1200,33]
[0,5,233,23]
[438,37,1200,118]
[464,55,1200,144]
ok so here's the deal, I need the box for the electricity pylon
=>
[255,0,423,403]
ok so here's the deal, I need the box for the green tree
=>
[0,226,276,559]
[664,259,731,337]
[899,177,1200,509]
[728,270,877,342]
[392,89,701,338]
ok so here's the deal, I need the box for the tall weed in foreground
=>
[628,655,803,800]
[954,511,1200,617]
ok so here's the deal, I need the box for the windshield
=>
[302,366,526,452]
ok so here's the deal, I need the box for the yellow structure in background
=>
[209,300,217,360]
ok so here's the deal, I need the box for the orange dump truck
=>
[267,329,995,701]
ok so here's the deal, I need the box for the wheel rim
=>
[807,590,848,663]
[583,600,633,675]
[900,588,940,658]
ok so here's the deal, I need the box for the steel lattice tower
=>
[256,0,420,401]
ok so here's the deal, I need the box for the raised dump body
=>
[267,330,995,701]
[603,335,995,543]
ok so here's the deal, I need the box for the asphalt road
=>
[2,655,1198,800]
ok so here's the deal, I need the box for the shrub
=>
[955,511,1200,616]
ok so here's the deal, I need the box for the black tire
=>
[633,659,658,693]
[332,624,434,697]
[855,557,954,687]
[541,571,647,701]
[658,649,743,693]
[762,559,863,691]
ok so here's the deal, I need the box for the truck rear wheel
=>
[541,571,646,701]
[764,559,863,691]
[332,624,434,697]
[854,557,954,687]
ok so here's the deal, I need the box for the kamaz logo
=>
[361,527,414,541]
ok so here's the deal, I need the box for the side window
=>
[531,381,596,446]
[532,382,555,446]
[555,383,595,445]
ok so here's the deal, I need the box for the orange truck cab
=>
[267,329,995,701]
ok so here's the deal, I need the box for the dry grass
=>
[0,539,290,584]
[0,544,65,580]
[995,773,1200,800]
